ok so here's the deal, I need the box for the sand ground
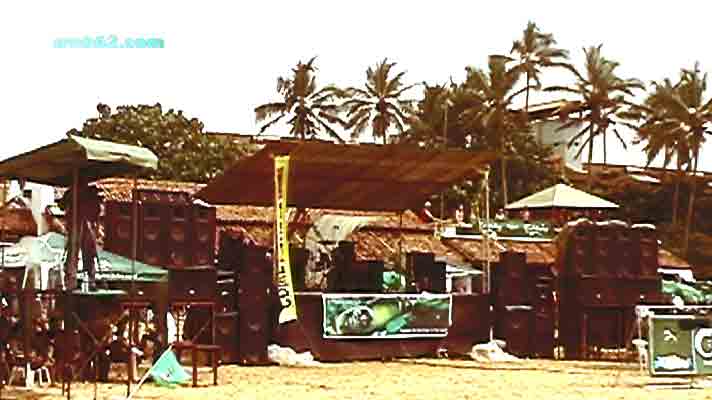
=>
[3,358,712,400]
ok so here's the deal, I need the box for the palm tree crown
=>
[546,45,644,187]
[460,55,533,206]
[343,58,417,144]
[510,21,569,113]
[255,57,345,142]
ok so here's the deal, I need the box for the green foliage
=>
[510,21,570,112]
[343,58,417,144]
[546,45,644,185]
[73,103,253,182]
[255,57,346,142]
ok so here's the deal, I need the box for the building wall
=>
[533,120,585,170]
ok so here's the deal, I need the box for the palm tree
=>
[460,55,533,206]
[636,63,712,255]
[343,58,417,144]
[255,57,345,142]
[402,83,452,147]
[510,21,569,115]
[625,79,692,226]
[545,45,644,188]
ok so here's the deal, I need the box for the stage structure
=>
[197,140,495,362]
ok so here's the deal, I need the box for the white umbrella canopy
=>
[505,183,619,210]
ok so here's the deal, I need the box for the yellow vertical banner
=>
[274,155,297,323]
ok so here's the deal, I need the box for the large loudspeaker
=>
[192,204,216,266]
[633,224,659,277]
[138,202,168,267]
[613,224,639,278]
[166,203,191,268]
[500,306,532,357]
[576,277,619,306]
[103,202,134,259]
[496,251,529,306]
[168,266,217,302]
[289,246,309,292]
[566,220,594,277]
[410,252,446,293]
[586,308,623,349]
[342,261,384,292]
[533,310,555,358]
[215,311,239,364]
[237,245,272,365]
[592,222,618,277]
[218,234,245,272]
[328,241,356,292]
[217,278,236,313]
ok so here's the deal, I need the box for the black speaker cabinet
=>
[496,251,530,306]
[592,223,617,277]
[168,266,217,302]
[103,202,134,259]
[237,245,272,365]
[237,306,271,365]
[238,246,272,303]
[217,278,236,313]
[533,309,555,358]
[218,234,245,272]
[215,311,239,364]
[342,261,384,292]
[289,246,309,292]
[612,224,638,278]
[566,220,594,277]
[166,204,191,268]
[138,203,169,267]
[192,205,216,266]
[633,224,659,277]
[500,306,533,357]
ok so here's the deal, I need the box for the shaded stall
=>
[505,183,619,225]
[0,134,158,397]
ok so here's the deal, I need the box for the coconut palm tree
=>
[342,58,417,144]
[625,79,692,226]
[255,57,345,142]
[635,63,712,255]
[510,21,569,115]
[460,55,533,206]
[545,45,644,188]
[402,83,452,147]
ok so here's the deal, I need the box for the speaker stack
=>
[408,252,446,293]
[493,251,534,358]
[558,220,667,360]
[236,245,273,365]
[103,189,217,269]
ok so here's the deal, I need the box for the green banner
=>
[322,294,452,339]
[649,315,712,376]
[457,219,555,239]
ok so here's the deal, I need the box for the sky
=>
[2,0,712,171]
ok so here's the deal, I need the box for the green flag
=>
[150,349,190,387]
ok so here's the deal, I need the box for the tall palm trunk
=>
[501,141,509,207]
[672,170,681,226]
[525,72,530,116]
[683,152,700,257]
[586,125,595,190]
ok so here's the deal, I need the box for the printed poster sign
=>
[275,155,297,324]
[322,294,452,339]
[648,314,712,376]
